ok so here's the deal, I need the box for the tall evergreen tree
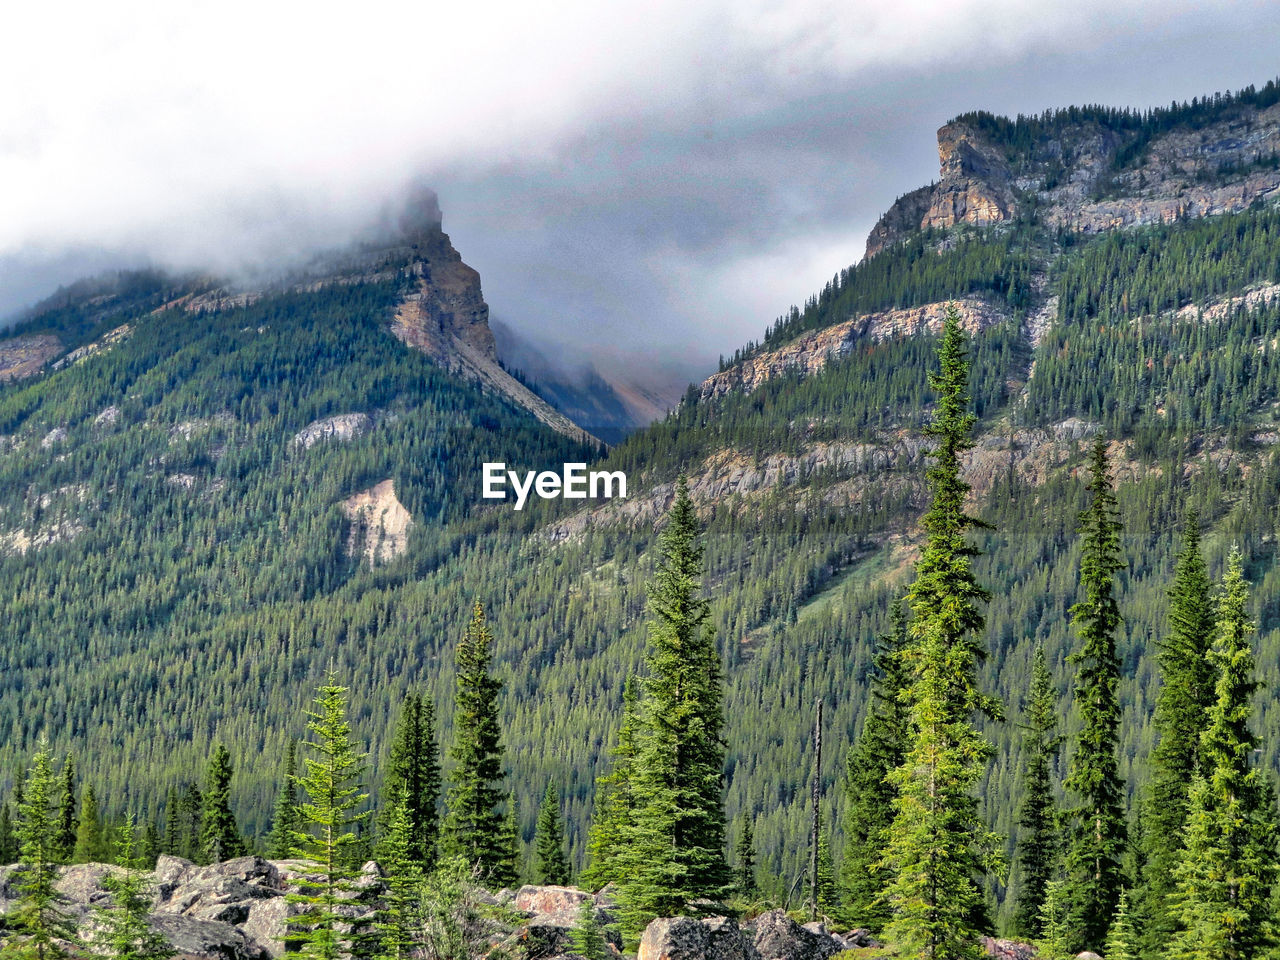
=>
[56,759,76,864]
[10,743,77,960]
[841,598,910,932]
[1,801,18,864]
[178,784,203,862]
[443,601,508,880]
[373,786,424,960]
[879,305,1002,960]
[534,783,571,885]
[162,787,180,857]
[72,785,106,864]
[1137,513,1216,953]
[286,672,371,960]
[1166,549,1275,960]
[582,676,640,890]
[268,740,301,860]
[89,817,174,960]
[617,477,731,940]
[734,815,756,898]
[201,744,244,864]
[382,692,441,869]
[1062,437,1127,951]
[1012,644,1063,939]
[814,826,839,916]
[1036,880,1072,960]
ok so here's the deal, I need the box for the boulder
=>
[981,939,1038,960]
[515,884,595,915]
[148,912,273,960]
[751,909,844,960]
[639,915,759,960]
[841,927,882,949]
[0,864,20,916]
[54,862,126,915]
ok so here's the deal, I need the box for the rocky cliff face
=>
[866,101,1280,257]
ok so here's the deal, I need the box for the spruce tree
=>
[268,740,300,860]
[841,599,910,932]
[201,744,243,864]
[495,790,522,888]
[0,802,15,864]
[617,477,731,939]
[178,784,203,862]
[286,671,370,960]
[734,815,756,898]
[72,785,106,864]
[534,783,571,885]
[1138,513,1216,952]
[1036,880,1072,960]
[1012,644,1062,939]
[89,817,174,960]
[1062,437,1127,951]
[56,758,77,863]
[814,826,839,916]
[568,898,609,960]
[1166,549,1275,960]
[11,743,77,960]
[373,786,424,960]
[581,676,640,890]
[1103,888,1139,960]
[382,692,441,869]
[879,305,1002,960]
[162,787,180,857]
[443,601,508,881]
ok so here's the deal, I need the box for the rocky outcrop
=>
[700,297,1009,401]
[50,323,132,370]
[292,412,373,449]
[341,479,413,566]
[0,334,61,381]
[981,937,1039,959]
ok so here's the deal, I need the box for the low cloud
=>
[3,0,1278,380]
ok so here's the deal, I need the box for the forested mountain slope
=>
[5,81,1280,929]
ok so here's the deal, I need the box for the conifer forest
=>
[6,79,1280,960]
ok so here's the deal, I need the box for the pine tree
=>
[814,827,839,916]
[0,801,17,864]
[162,787,180,857]
[1138,513,1216,953]
[178,784,203,862]
[582,676,640,890]
[382,692,441,869]
[286,671,371,960]
[443,601,508,881]
[1012,644,1062,939]
[55,759,77,863]
[72,785,106,864]
[1036,880,1072,960]
[1103,888,1139,960]
[568,897,609,960]
[617,477,731,939]
[734,815,756,898]
[495,790,522,888]
[10,743,77,960]
[1062,437,1127,951]
[879,305,1003,960]
[373,786,424,960]
[1166,549,1275,960]
[89,817,174,960]
[201,744,244,864]
[841,599,910,932]
[268,740,300,860]
[534,783,570,885]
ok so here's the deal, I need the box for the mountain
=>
[4,80,1280,929]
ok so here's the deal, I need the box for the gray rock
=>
[980,938,1038,960]
[752,909,844,960]
[515,884,595,915]
[639,915,759,960]
[148,912,273,960]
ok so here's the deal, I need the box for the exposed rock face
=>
[514,884,595,915]
[0,334,61,381]
[700,297,1009,401]
[866,101,1280,258]
[50,323,133,370]
[341,479,413,566]
[292,412,373,449]
[981,937,1039,959]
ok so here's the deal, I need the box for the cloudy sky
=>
[3,1,1279,382]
